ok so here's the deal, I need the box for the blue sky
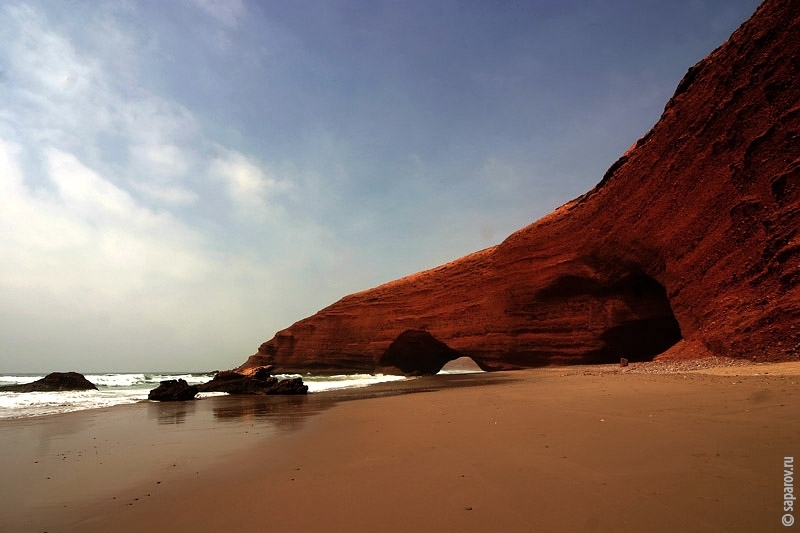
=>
[0,0,760,372]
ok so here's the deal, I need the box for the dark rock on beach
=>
[0,372,98,392]
[148,379,199,401]
[197,367,308,395]
[147,366,308,401]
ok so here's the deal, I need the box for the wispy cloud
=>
[0,139,205,298]
[0,2,336,370]
[1,3,200,196]
[209,146,293,221]
[0,136,298,370]
[186,0,247,29]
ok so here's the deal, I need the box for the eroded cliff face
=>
[241,0,800,374]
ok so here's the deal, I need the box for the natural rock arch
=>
[578,272,682,363]
[506,268,682,366]
[238,1,800,374]
[379,330,466,375]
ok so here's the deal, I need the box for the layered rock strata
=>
[241,0,800,375]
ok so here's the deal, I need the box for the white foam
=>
[0,375,44,386]
[144,373,213,385]
[0,372,408,418]
[86,373,147,387]
[283,373,407,393]
[84,373,214,387]
[0,389,146,419]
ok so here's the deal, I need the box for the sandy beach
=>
[2,362,799,532]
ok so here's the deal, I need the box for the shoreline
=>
[1,361,798,532]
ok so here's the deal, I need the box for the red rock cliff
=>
[241,0,800,374]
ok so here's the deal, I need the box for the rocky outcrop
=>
[197,367,308,395]
[148,379,199,401]
[148,368,308,401]
[0,372,98,392]
[240,0,800,375]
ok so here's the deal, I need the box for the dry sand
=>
[1,361,799,532]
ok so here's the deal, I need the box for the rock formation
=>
[378,330,464,375]
[148,368,308,401]
[148,379,199,401]
[0,372,98,392]
[240,0,800,375]
[198,367,308,395]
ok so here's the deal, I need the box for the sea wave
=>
[0,372,408,419]
[85,373,214,388]
[0,375,43,386]
[281,373,407,393]
[0,389,146,419]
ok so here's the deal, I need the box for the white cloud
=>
[132,181,199,206]
[0,137,297,370]
[131,143,191,180]
[1,3,200,205]
[209,147,292,220]
[3,4,104,142]
[0,140,205,297]
[47,149,139,221]
[0,2,358,371]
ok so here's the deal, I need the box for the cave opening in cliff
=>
[379,329,465,375]
[587,273,683,364]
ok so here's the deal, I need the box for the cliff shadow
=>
[581,273,682,363]
[527,269,682,365]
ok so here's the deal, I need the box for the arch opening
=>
[379,329,463,375]
[531,270,683,365]
[584,273,683,364]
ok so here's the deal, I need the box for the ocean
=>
[0,372,411,420]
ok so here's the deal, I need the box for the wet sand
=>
[1,363,799,532]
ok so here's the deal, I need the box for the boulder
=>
[0,372,98,392]
[197,367,307,395]
[148,379,199,401]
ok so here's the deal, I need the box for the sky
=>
[0,0,762,373]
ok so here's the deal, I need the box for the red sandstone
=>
[241,0,800,375]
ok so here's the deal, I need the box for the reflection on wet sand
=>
[149,399,197,425]
[146,372,520,429]
[0,371,525,531]
[141,372,515,436]
[210,394,326,431]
